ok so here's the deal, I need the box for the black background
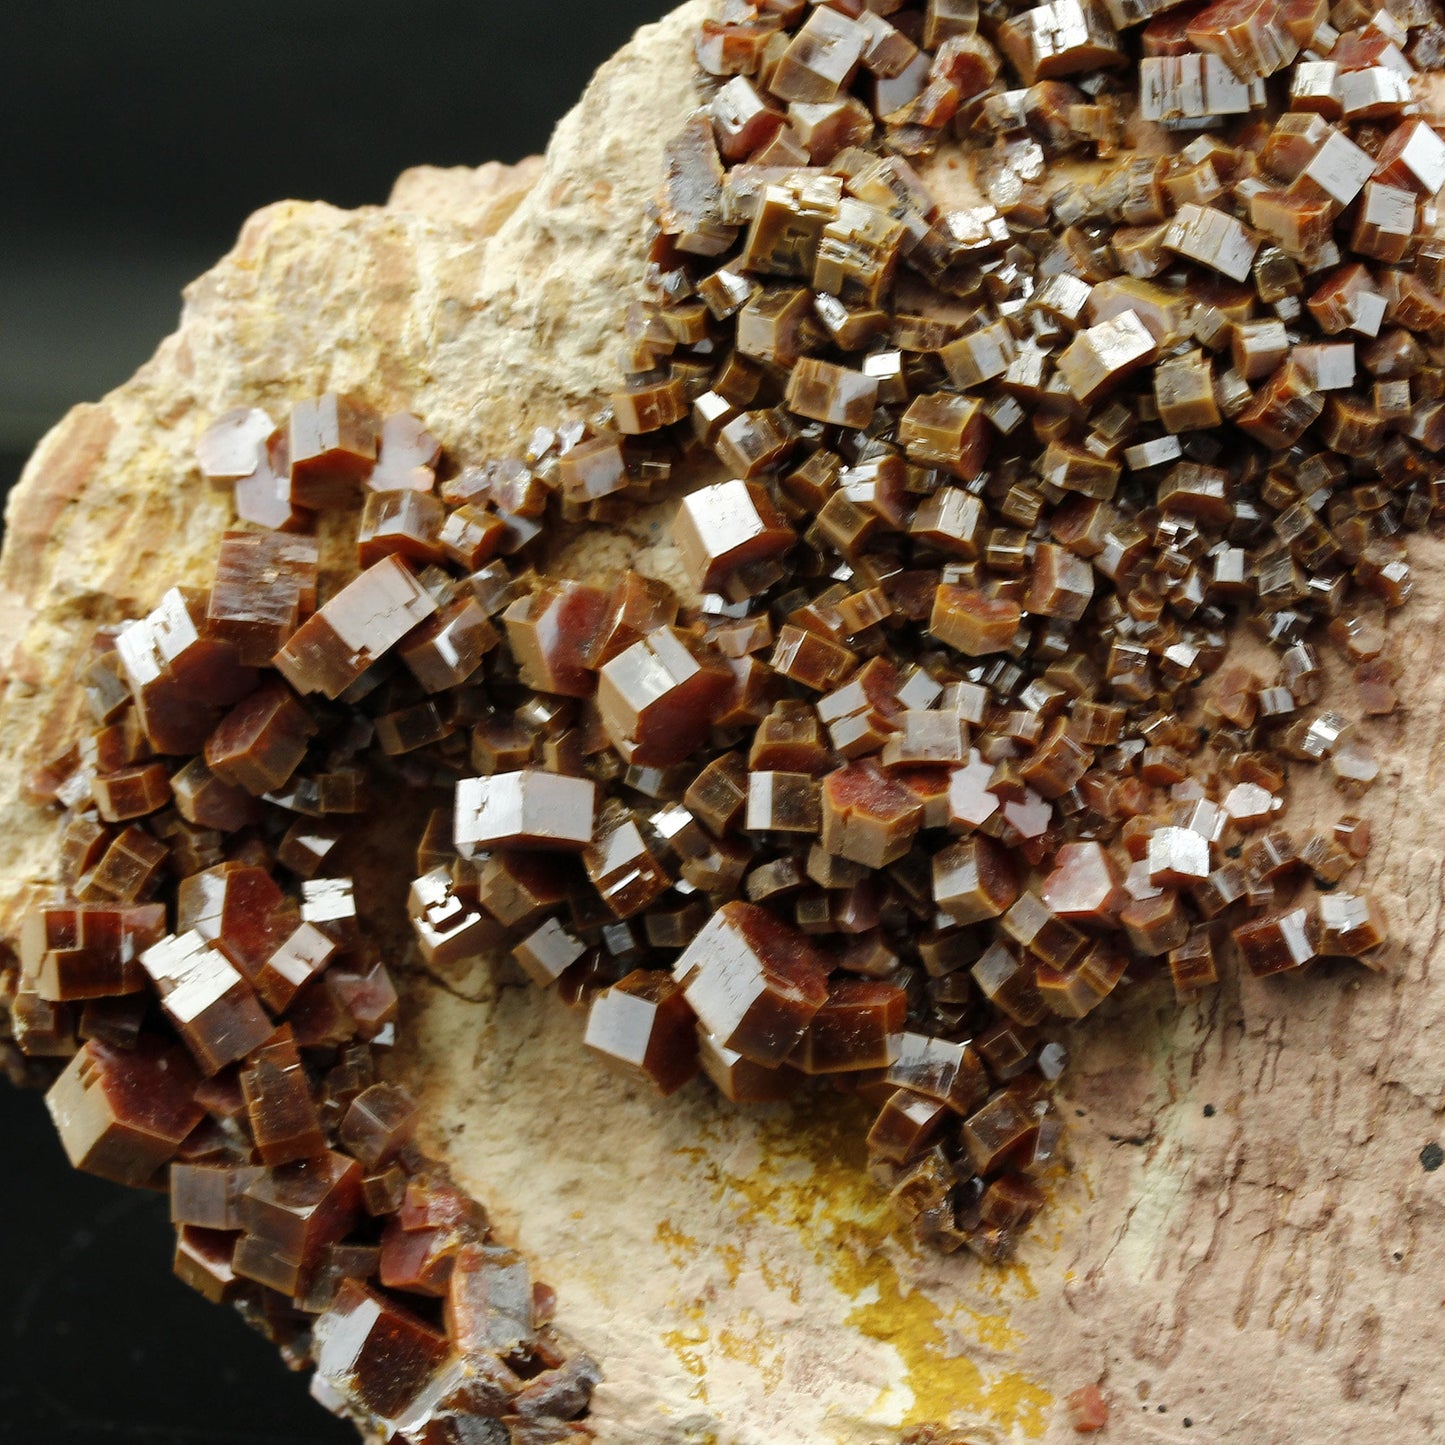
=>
[0,3,664,1439]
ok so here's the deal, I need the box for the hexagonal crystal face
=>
[454,771,597,855]
[673,902,828,1066]
[672,479,795,592]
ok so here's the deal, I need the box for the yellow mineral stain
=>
[838,1228,1051,1436]
[677,1094,1054,1436]
[993,1258,1040,1303]
[718,1240,744,1288]
[716,1310,786,1394]
[757,1254,804,1304]
[662,1307,711,1399]
[656,1217,702,1268]
[960,1304,1024,1352]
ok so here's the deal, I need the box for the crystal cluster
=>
[5,0,1439,1430]
[21,399,605,1443]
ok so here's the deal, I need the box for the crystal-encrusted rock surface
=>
[4,3,1445,1441]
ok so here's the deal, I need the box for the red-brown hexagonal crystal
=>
[22,900,166,1002]
[398,596,498,694]
[445,1242,535,1360]
[589,571,680,669]
[792,977,907,1073]
[1234,906,1320,975]
[886,1032,989,1115]
[274,555,438,700]
[377,1214,460,1300]
[930,585,1021,656]
[1120,890,1190,956]
[116,588,258,754]
[408,867,503,987]
[140,931,274,1075]
[770,624,857,692]
[746,770,823,834]
[513,917,589,989]
[674,900,829,1065]
[1034,941,1126,1019]
[584,969,700,1095]
[357,489,447,568]
[77,827,168,904]
[971,940,1048,1026]
[558,433,628,502]
[170,1161,265,1231]
[205,681,316,796]
[932,834,1019,925]
[171,756,260,832]
[502,581,612,698]
[1318,891,1388,961]
[898,392,989,478]
[772,7,867,103]
[474,851,576,929]
[339,1083,420,1170]
[368,411,442,492]
[313,1283,447,1416]
[234,424,306,532]
[46,1035,205,1186]
[596,626,734,767]
[962,1088,1040,1174]
[866,1087,953,1164]
[584,811,674,917]
[197,406,274,485]
[820,760,923,868]
[1168,930,1219,999]
[92,762,172,822]
[242,1051,328,1167]
[237,1151,363,1298]
[673,479,797,592]
[785,357,880,428]
[697,1027,803,1103]
[178,863,294,980]
[288,393,379,509]
[1039,841,1125,923]
[254,921,337,1013]
[439,502,508,572]
[207,530,320,666]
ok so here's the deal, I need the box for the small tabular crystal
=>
[454,771,597,855]
[584,970,699,1095]
[674,901,829,1065]
[1164,203,1260,281]
[274,555,437,700]
[673,479,797,591]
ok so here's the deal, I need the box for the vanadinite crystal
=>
[13,0,1439,1432]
